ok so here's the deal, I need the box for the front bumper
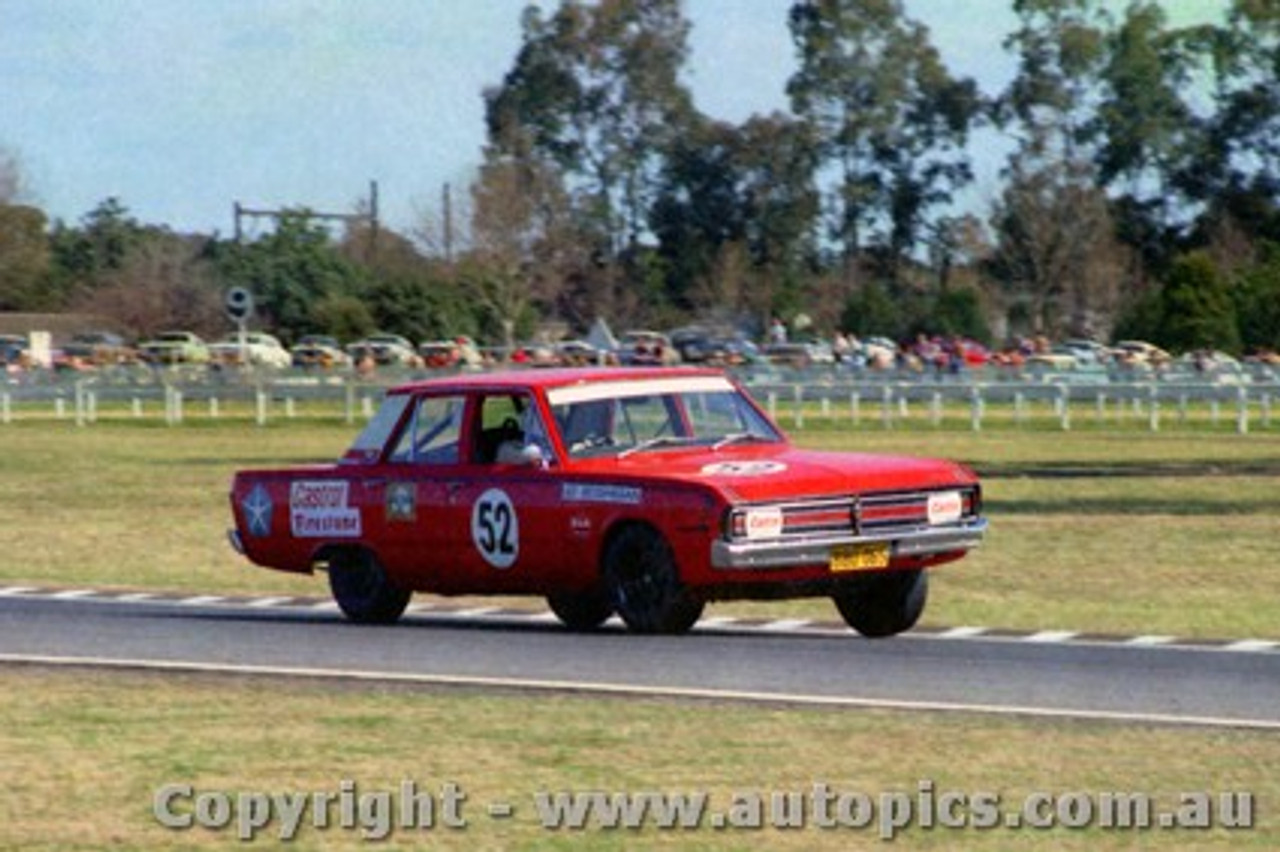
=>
[710,518,988,571]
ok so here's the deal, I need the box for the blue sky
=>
[0,1,1220,237]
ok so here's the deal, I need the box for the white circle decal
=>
[700,461,788,477]
[471,488,519,569]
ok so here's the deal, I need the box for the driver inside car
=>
[494,397,554,466]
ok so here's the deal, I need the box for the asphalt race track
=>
[1,587,1277,730]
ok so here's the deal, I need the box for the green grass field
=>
[2,418,1277,849]
[3,667,1276,850]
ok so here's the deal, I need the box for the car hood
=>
[573,445,976,503]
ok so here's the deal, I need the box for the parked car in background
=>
[1112,340,1172,367]
[138,331,211,365]
[763,340,836,368]
[229,367,986,636]
[669,326,757,366]
[554,339,604,366]
[509,341,559,367]
[418,340,461,369]
[208,332,292,369]
[859,336,900,369]
[291,335,353,370]
[63,331,136,365]
[1059,338,1111,365]
[0,334,29,366]
[954,338,991,367]
[1026,348,1080,370]
[419,337,484,370]
[347,333,421,368]
[618,330,680,366]
[1172,350,1251,384]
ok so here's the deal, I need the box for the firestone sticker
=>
[700,461,788,477]
[290,480,361,538]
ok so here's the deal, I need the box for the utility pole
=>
[442,182,453,264]
[233,180,381,259]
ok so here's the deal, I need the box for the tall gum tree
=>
[991,0,1124,338]
[1093,2,1200,272]
[484,1,695,258]
[786,0,978,290]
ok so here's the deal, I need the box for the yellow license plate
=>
[829,542,890,573]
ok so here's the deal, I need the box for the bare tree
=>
[73,236,222,339]
[988,158,1124,338]
[462,149,579,348]
[0,205,49,310]
[0,149,25,204]
[0,149,51,310]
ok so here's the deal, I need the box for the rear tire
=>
[603,525,703,634]
[833,570,927,638]
[327,548,411,625]
[547,589,613,631]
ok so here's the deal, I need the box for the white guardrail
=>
[1,366,1278,433]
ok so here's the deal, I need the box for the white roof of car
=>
[545,374,734,406]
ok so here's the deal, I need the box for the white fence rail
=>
[2,368,1277,433]
[750,379,1275,434]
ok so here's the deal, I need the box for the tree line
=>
[1,0,1279,355]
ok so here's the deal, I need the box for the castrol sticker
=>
[290,480,361,538]
[927,491,963,525]
[744,508,784,540]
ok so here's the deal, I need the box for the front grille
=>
[732,487,979,541]
[781,499,856,536]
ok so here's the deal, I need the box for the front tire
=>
[603,525,703,634]
[833,570,928,638]
[327,548,411,624]
[547,588,613,631]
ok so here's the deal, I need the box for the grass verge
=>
[2,667,1275,851]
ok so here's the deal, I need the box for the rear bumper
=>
[710,519,988,571]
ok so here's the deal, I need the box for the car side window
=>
[390,395,464,465]
[475,394,553,465]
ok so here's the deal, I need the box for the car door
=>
[364,391,467,589]
[437,392,565,594]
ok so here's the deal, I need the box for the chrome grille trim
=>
[732,487,979,541]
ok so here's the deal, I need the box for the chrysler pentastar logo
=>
[242,484,273,537]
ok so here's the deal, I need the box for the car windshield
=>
[547,377,781,459]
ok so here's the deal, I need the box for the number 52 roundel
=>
[471,488,519,569]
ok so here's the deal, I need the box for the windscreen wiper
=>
[617,435,698,458]
[711,432,770,451]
